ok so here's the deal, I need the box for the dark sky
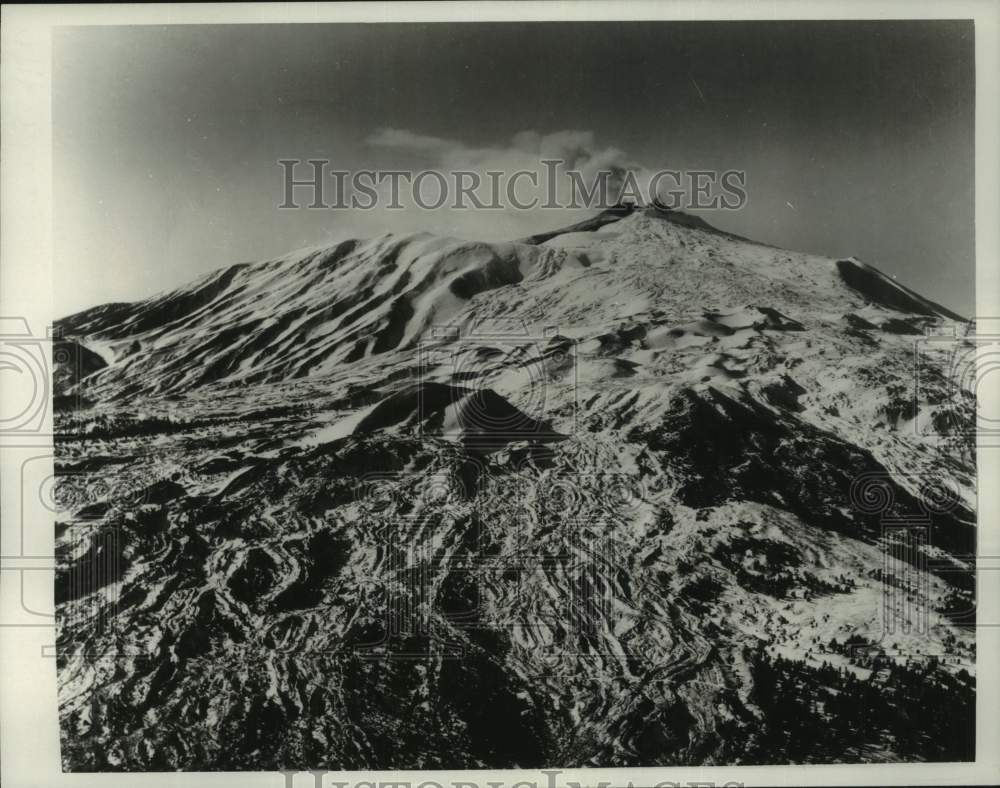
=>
[54,20,975,317]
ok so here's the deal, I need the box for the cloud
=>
[368,126,645,181]
[367,127,456,153]
[349,128,657,242]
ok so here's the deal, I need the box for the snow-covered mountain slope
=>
[57,206,963,399]
[57,232,583,398]
[54,206,976,770]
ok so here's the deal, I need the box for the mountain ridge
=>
[55,207,966,402]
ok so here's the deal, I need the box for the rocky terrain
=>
[52,204,976,770]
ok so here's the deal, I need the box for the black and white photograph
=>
[1,3,999,786]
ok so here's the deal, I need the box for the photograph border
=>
[2,2,998,786]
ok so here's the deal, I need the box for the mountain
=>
[53,205,976,770]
